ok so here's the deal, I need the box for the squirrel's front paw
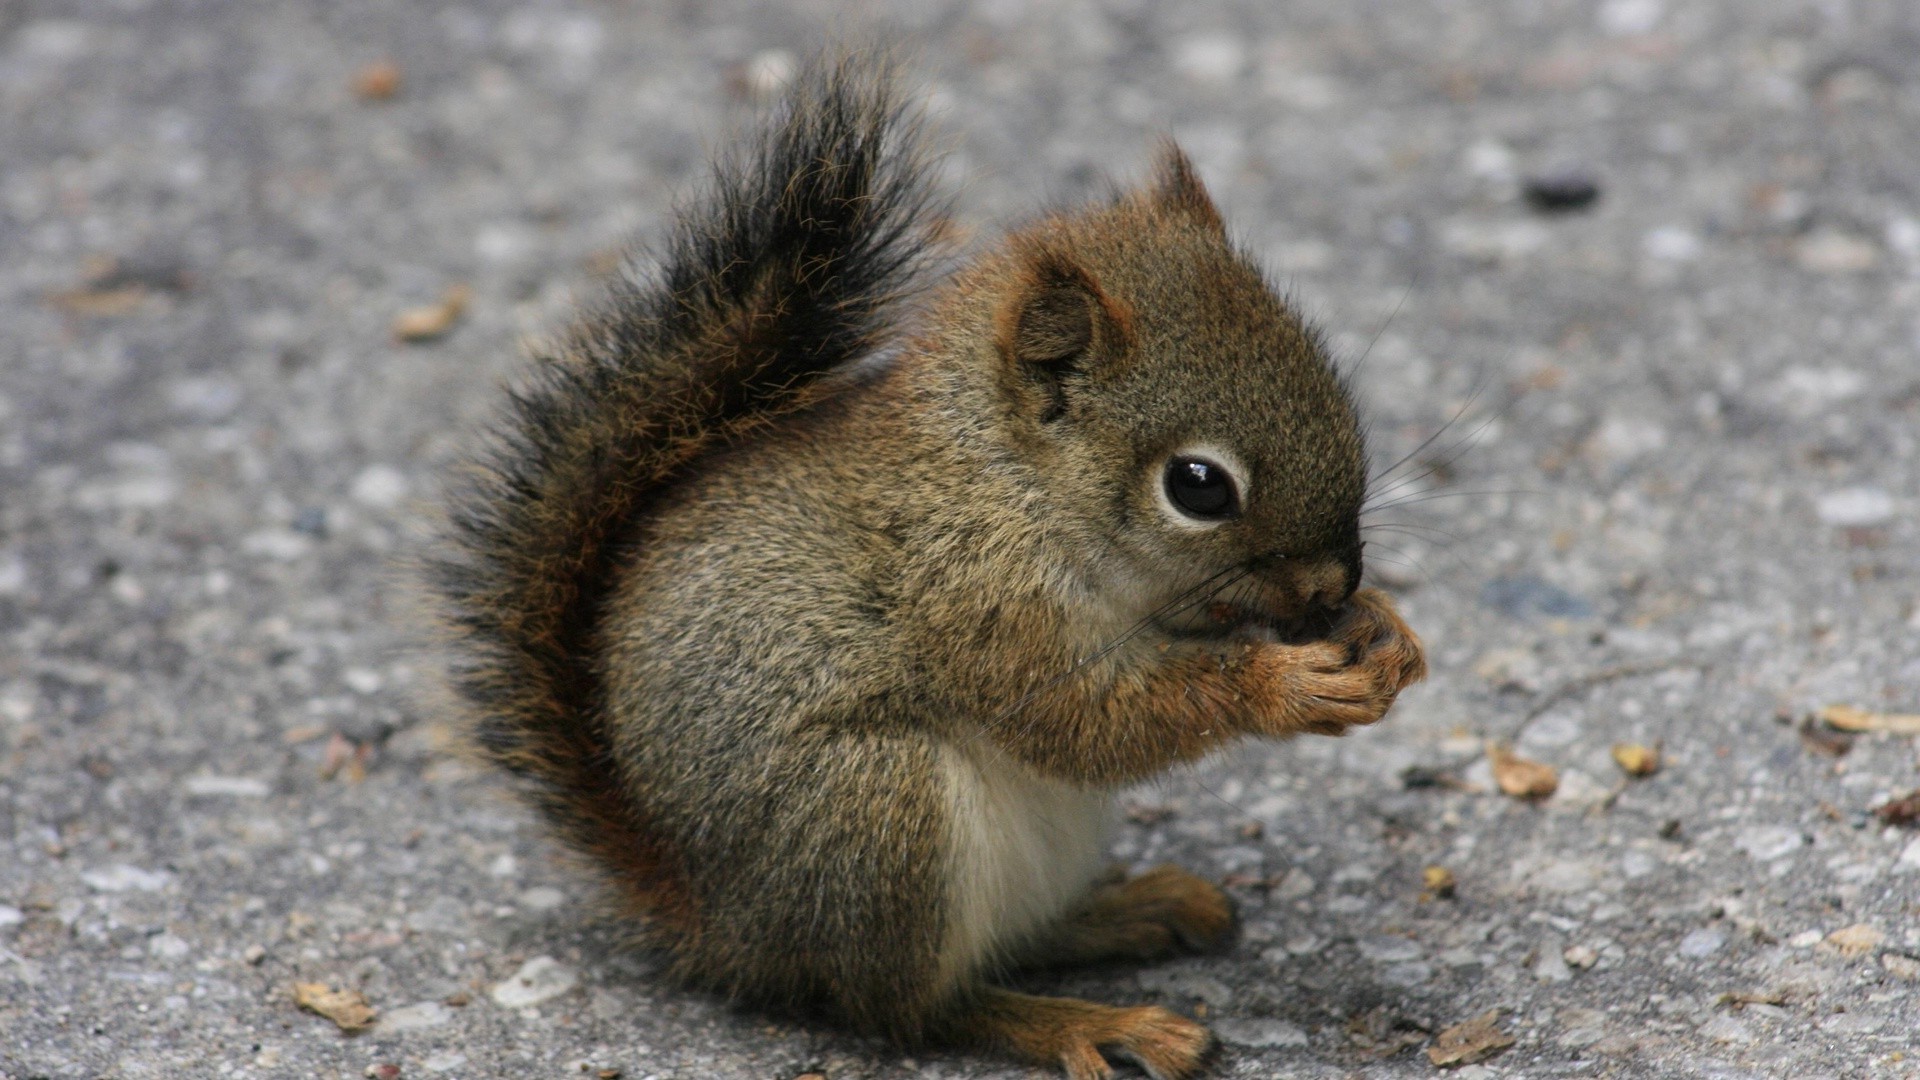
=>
[1246,589,1425,737]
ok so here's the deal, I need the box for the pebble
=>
[1480,575,1593,620]
[1733,825,1804,862]
[80,864,172,893]
[1170,33,1246,84]
[1532,946,1573,982]
[1677,927,1729,958]
[351,465,411,509]
[1883,954,1920,982]
[1523,168,1601,212]
[1357,935,1423,963]
[422,1052,468,1073]
[184,775,269,798]
[1698,1014,1755,1045]
[517,886,566,912]
[1382,962,1432,987]
[382,1001,455,1031]
[1139,969,1233,1007]
[1815,487,1895,528]
[490,956,578,1008]
[735,49,796,99]
[1900,836,1920,871]
[147,933,190,960]
[1796,229,1879,274]
[1529,858,1601,894]
[1598,0,1664,35]
[1787,929,1825,948]
[1642,226,1702,263]
[1438,218,1550,264]
[0,905,21,927]
[1211,1016,1308,1048]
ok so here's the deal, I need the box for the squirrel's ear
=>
[1151,143,1225,234]
[995,244,1131,420]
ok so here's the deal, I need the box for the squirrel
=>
[432,55,1426,1080]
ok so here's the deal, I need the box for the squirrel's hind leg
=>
[1020,865,1238,970]
[939,986,1216,1080]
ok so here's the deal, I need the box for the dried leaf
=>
[1427,1009,1515,1067]
[1421,865,1457,900]
[1488,744,1558,799]
[1820,704,1920,735]
[1716,990,1785,1009]
[353,60,402,101]
[1873,791,1920,827]
[1823,923,1883,957]
[1799,716,1854,757]
[393,284,471,342]
[293,982,377,1033]
[1610,742,1660,777]
[49,287,148,317]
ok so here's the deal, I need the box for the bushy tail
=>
[432,56,943,922]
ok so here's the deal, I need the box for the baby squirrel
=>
[435,56,1425,1080]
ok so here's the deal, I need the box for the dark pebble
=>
[1524,169,1601,213]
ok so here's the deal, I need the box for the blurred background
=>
[3,2,1918,1077]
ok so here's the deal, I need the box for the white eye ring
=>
[1154,444,1248,530]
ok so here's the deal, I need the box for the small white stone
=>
[1564,944,1599,969]
[1439,218,1549,263]
[1796,230,1879,274]
[1383,961,1432,987]
[0,554,24,595]
[1139,970,1233,1007]
[349,465,410,508]
[738,48,796,98]
[1598,0,1664,35]
[184,775,269,798]
[1677,927,1728,958]
[1212,1017,1308,1048]
[518,886,566,912]
[1532,947,1573,983]
[148,933,190,960]
[491,955,578,1008]
[488,853,518,878]
[1275,870,1314,899]
[1734,825,1804,862]
[1530,858,1600,893]
[1788,929,1825,948]
[1816,488,1895,528]
[0,905,22,927]
[1699,1014,1755,1045]
[422,1052,468,1073]
[1900,837,1920,871]
[382,1001,454,1031]
[81,864,172,893]
[1283,935,1324,956]
[342,667,384,695]
[241,529,312,561]
[1643,226,1702,262]
[1357,936,1423,963]
[1171,33,1246,83]
[1462,138,1516,183]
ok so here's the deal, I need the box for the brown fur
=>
[433,56,1425,1078]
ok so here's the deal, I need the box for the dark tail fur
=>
[432,57,943,924]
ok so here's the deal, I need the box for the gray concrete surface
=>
[4,1,1919,1077]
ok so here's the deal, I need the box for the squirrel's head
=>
[982,146,1368,640]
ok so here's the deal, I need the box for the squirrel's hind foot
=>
[946,987,1216,1080]
[1026,865,1237,968]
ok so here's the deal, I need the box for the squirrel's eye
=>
[1164,457,1238,519]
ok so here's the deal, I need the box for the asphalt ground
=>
[3,1,1918,1077]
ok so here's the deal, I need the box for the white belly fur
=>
[937,739,1111,986]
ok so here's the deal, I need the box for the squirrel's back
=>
[431,57,945,928]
